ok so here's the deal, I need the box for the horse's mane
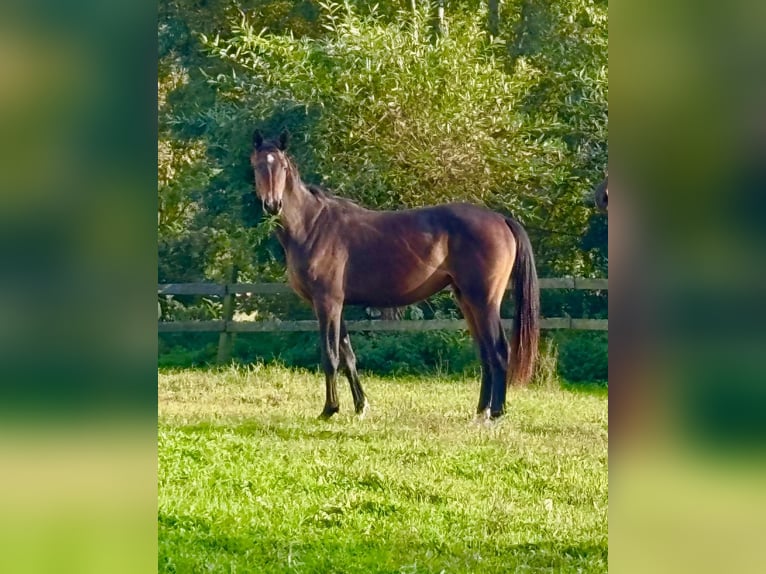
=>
[306,183,329,198]
[284,156,362,209]
[304,182,356,206]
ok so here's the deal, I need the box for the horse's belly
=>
[342,226,452,306]
[343,265,451,307]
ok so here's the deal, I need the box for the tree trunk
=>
[433,0,445,38]
[488,0,500,37]
[381,307,404,320]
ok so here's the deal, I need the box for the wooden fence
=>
[158,278,607,362]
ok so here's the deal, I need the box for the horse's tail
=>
[505,217,540,386]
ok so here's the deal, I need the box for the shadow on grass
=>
[177,418,376,443]
[560,381,608,398]
[519,420,607,441]
[159,512,607,573]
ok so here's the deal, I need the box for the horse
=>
[250,129,540,420]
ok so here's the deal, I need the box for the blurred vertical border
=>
[611,0,766,572]
[0,0,157,572]
[3,0,765,570]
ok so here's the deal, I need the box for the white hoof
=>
[356,401,370,419]
[471,409,491,425]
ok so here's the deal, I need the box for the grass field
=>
[159,365,608,573]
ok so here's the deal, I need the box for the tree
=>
[488,0,500,36]
[159,0,607,286]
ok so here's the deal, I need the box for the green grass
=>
[159,365,608,573]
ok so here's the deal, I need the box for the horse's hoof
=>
[318,406,339,419]
[355,401,370,419]
[489,410,505,421]
[472,409,491,425]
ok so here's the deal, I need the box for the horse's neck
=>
[279,179,323,245]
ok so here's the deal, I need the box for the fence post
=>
[216,267,237,363]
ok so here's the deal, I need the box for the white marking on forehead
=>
[266,153,275,164]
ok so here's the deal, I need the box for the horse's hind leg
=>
[339,322,369,416]
[454,289,491,418]
[453,284,510,418]
[471,306,510,419]
[486,314,511,418]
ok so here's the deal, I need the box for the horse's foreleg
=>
[316,301,342,419]
[339,322,368,416]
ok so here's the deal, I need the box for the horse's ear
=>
[278,129,290,151]
[253,129,264,150]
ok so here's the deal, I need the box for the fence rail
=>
[159,279,606,362]
[159,280,606,329]
[158,317,607,334]
[158,277,607,297]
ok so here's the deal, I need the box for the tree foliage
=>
[159,0,607,284]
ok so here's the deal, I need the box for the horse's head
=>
[250,129,291,215]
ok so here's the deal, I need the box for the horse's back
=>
[337,202,513,306]
[407,203,513,251]
[354,202,506,234]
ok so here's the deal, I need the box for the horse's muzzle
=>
[263,199,283,215]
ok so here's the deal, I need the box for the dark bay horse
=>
[250,130,540,420]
